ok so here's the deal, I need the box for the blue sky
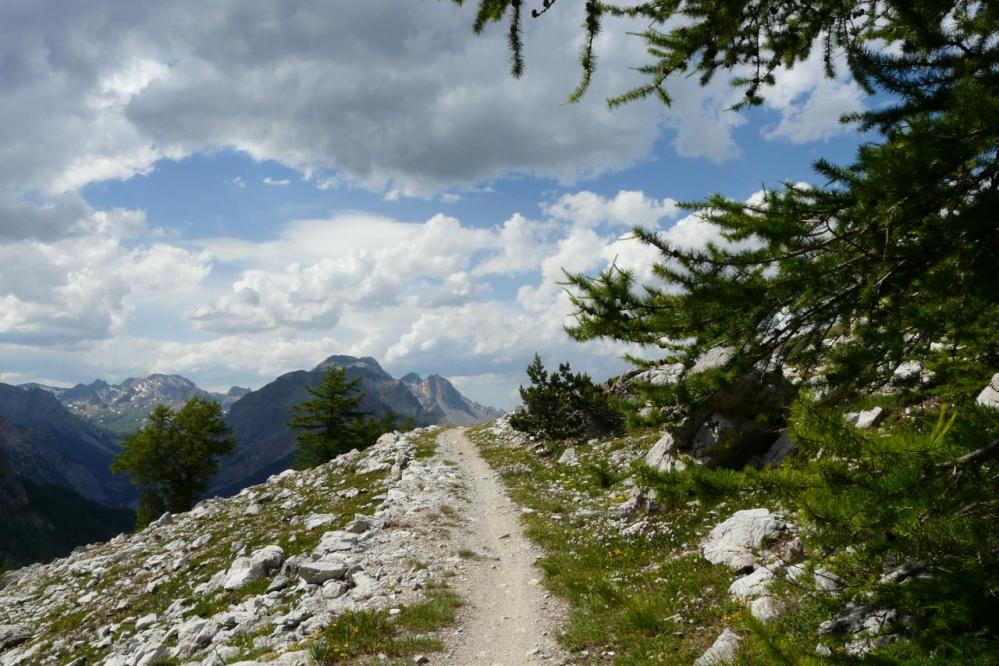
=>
[0,1,870,408]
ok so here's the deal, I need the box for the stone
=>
[728,567,774,600]
[304,514,337,530]
[345,516,373,534]
[222,544,285,590]
[134,613,158,630]
[557,447,579,466]
[702,509,787,571]
[845,407,885,429]
[749,596,785,623]
[694,628,741,665]
[0,624,29,650]
[976,373,999,410]
[814,567,843,592]
[267,575,292,593]
[176,617,217,656]
[299,560,350,585]
[644,432,686,473]
[691,347,734,374]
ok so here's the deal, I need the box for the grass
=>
[466,425,768,664]
[309,584,462,664]
[469,397,999,665]
[412,430,440,460]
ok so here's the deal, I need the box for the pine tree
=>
[289,366,369,468]
[111,398,235,527]
[455,1,999,403]
[510,353,622,440]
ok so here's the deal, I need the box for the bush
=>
[509,354,622,441]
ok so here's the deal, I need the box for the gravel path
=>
[437,427,567,665]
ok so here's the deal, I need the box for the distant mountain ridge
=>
[9,357,499,500]
[214,355,500,494]
[401,372,502,425]
[22,375,249,435]
[0,384,131,507]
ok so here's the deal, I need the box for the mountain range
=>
[213,355,501,493]
[23,375,249,435]
[1,355,499,564]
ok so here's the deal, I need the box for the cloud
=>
[542,190,680,228]
[263,177,290,186]
[761,46,865,143]
[0,202,211,346]
[231,176,246,188]
[0,1,768,201]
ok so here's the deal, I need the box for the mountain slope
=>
[401,373,502,425]
[214,355,496,494]
[39,375,248,435]
[0,384,131,506]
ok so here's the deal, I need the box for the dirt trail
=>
[436,427,567,666]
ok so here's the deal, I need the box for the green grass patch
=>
[309,585,460,664]
[412,430,439,460]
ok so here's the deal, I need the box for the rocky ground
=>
[0,426,571,666]
[0,427,466,665]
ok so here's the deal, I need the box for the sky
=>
[0,1,869,409]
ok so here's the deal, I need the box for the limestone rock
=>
[728,567,774,600]
[298,559,350,585]
[694,628,741,665]
[222,545,284,591]
[845,407,885,429]
[644,432,686,473]
[749,596,785,623]
[557,447,579,466]
[977,373,999,410]
[702,509,787,571]
[0,625,29,650]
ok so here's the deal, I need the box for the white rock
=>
[644,432,686,473]
[0,624,30,650]
[299,560,350,585]
[304,514,338,530]
[728,567,774,600]
[845,407,885,429]
[557,447,579,466]
[694,628,741,665]
[814,567,843,592]
[702,509,787,571]
[691,347,734,374]
[222,545,284,591]
[749,596,785,623]
[134,613,158,630]
[976,373,999,410]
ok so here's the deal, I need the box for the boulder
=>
[702,509,787,571]
[0,624,29,650]
[977,373,999,410]
[299,559,350,585]
[845,407,885,429]
[176,617,217,656]
[749,596,785,623]
[222,545,285,591]
[728,567,774,600]
[644,432,686,473]
[694,628,741,665]
[557,447,579,466]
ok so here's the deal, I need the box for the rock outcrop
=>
[977,373,999,410]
